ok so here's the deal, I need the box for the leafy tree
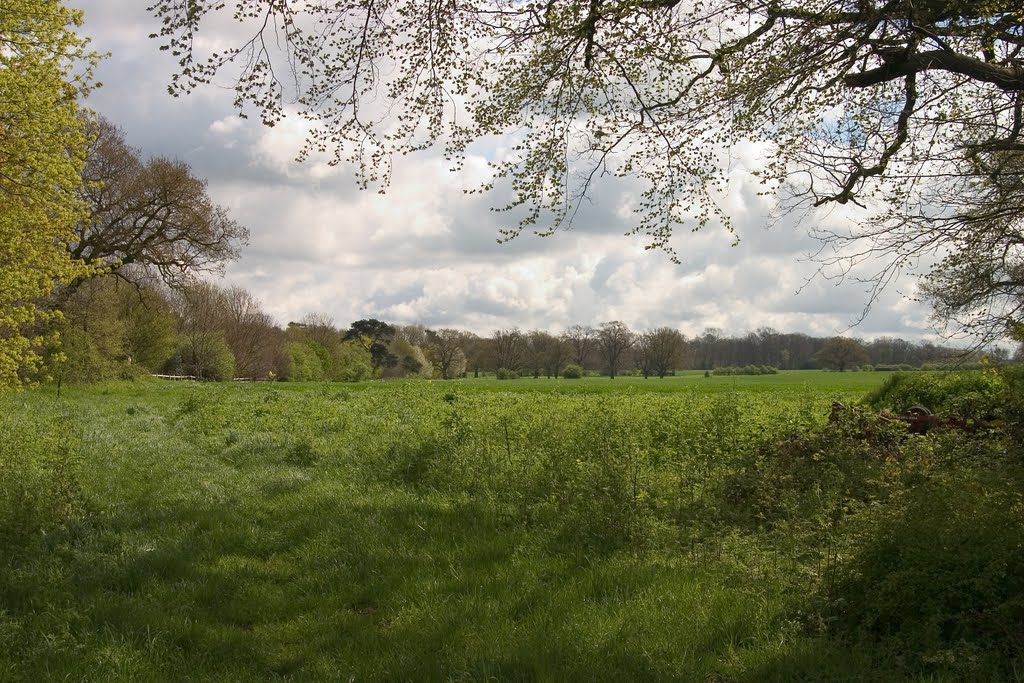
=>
[597,321,634,379]
[47,272,177,383]
[492,328,528,373]
[150,1,1024,342]
[816,337,871,373]
[70,115,249,288]
[344,319,397,372]
[1,0,98,387]
[385,338,433,379]
[634,327,686,378]
[120,275,178,370]
[528,330,571,378]
[47,279,126,384]
[175,333,235,381]
[284,341,325,382]
[222,287,280,379]
[462,333,491,378]
[426,328,470,380]
[169,280,236,380]
[333,341,373,382]
[562,325,596,370]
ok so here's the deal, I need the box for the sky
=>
[74,2,943,341]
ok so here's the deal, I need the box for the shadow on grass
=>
[2,474,886,681]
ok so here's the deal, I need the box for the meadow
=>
[2,370,1022,681]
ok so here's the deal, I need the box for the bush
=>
[863,370,1004,420]
[285,341,325,382]
[332,341,373,382]
[172,334,236,381]
[712,365,778,376]
[561,364,584,379]
[831,473,1024,676]
[495,367,520,380]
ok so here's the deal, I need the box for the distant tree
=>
[48,277,129,383]
[169,280,236,380]
[223,287,279,379]
[71,116,248,288]
[634,327,685,378]
[816,337,871,373]
[385,338,433,379]
[597,321,634,379]
[562,325,596,370]
[426,328,470,380]
[396,324,430,348]
[297,313,337,344]
[57,271,179,378]
[344,319,397,372]
[492,328,527,373]
[333,341,373,382]
[528,330,570,378]
[462,333,491,378]
[122,283,178,371]
[284,341,324,381]
[1,2,98,386]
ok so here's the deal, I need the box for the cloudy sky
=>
[74,2,941,341]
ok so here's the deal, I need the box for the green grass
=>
[270,369,890,395]
[2,375,1019,680]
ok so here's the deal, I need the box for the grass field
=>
[2,371,1021,680]
[275,369,891,394]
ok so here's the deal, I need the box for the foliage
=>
[816,337,871,373]
[831,470,1024,677]
[0,0,98,387]
[634,327,686,378]
[284,341,325,382]
[562,364,584,379]
[332,341,373,382]
[425,328,469,379]
[46,274,177,383]
[384,338,433,379]
[72,115,248,288]
[596,321,634,379]
[344,319,397,371]
[172,333,235,381]
[495,367,520,380]
[149,0,1024,340]
[712,365,778,376]
[864,370,1006,420]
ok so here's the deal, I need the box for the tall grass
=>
[1,376,1021,680]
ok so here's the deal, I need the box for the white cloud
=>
[75,1,955,343]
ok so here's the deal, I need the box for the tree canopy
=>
[0,0,99,387]
[149,0,1024,341]
[73,116,249,288]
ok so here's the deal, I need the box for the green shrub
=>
[562,364,583,379]
[285,341,324,381]
[172,334,236,381]
[332,341,373,382]
[864,370,1004,420]
[495,367,520,380]
[831,473,1024,676]
[712,365,778,376]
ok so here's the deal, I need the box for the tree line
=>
[44,272,1003,384]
